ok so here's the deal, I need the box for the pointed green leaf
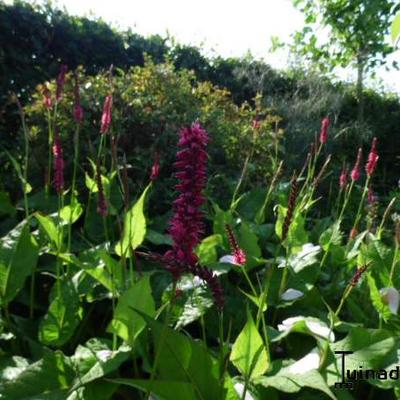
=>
[0,221,39,305]
[39,280,82,347]
[115,183,151,256]
[108,275,155,344]
[36,213,61,249]
[107,379,196,400]
[230,311,269,379]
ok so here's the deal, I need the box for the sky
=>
[25,0,400,93]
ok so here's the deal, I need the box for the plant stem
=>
[146,281,177,399]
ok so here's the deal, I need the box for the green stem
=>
[389,243,399,285]
[146,282,177,399]
[67,125,80,255]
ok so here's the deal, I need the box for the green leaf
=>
[238,222,263,268]
[3,149,32,195]
[257,362,335,399]
[0,350,75,399]
[115,183,151,257]
[35,213,61,249]
[58,252,118,293]
[107,379,196,400]
[0,191,15,217]
[328,327,400,389]
[70,340,131,390]
[108,275,155,345]
[366,273,392,322]
[39,279,83,347]
[135,309,223,400]
[146,229,173,245]
[60,200,83,225]
[195,234,222,265]
[275,205,307,249]
[319,221,342,251]
[230,311,269,379]
[0,221,39,305]
[392,13,400,45]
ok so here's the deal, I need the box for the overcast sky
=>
[23,0,400,92]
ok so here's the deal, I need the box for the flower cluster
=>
[162,122,224,308]
[339,165,348,189]
[225,224,246,265]
[100,94,113,134]
[319,116,329,144]
[52,134,64,194]
[150,152,160,181]
[282,174,298,242]
[42,86,52,109]
[366,137,378,177]
[351,148,362,181]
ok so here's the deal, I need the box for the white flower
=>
[286,348,320,374]
[219,254,236,264]
[281,288,304,301]
[278,316,334,342]
[97,350,113,362]
[380,287,399,314]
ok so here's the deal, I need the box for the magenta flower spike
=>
[100,94,113,134]
[319,116,330,144]
[52,133,64,194]
[351,148,362,181]
[366,137,378,177]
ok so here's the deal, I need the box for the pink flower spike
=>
[319,116,330,144]
[367,186,377,204]
[42,87,52,109]
[52,133,64,194]
[165,122,209,278]
[366,137,378,177]
[150,152,160,181]
[100,94,113,134]
[351,148,362,181]
[225,224,247,266]
[55,64,68,102]
[339,166,347,189]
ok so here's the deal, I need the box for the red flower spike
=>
[225,224,246,265]
[365,137,378,177]
[42,87,52,109]
[100,94,113,134]
[339,166,348,189]
[319,116,329,144]
[150,152,160,181]
[52,134,64,194]
[351,148,362,181]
